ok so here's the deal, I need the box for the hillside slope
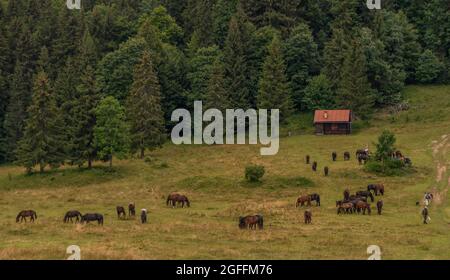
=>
[0,85,449,260]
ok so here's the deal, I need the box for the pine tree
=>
[15,71,66,173]
[183,0,215,47]
[257,36,292,121]
[323,28,350,89]
[205,59,231,112]
[126,51,165,158]
[70,65,100,168]
[223,4,255,109]
[212,0,238,47]
[336,40,375,119]
[3,61,31,161]
[94,96,129,168]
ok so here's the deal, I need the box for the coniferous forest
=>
[0,0,449,172]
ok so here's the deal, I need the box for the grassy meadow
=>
[0,85,449,260]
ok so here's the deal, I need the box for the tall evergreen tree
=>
[223,4,255,109]
[257,36,292,120]
[205,59,231,112]
[126,51,165,158]
[70,65,100,168]
[15,71,65,173]
[323,27,350,90]
[336,40,375,119]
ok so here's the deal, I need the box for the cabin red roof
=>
[314,110,352,123]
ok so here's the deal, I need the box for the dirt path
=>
[430,135,450,205]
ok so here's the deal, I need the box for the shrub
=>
[245,165,265,182]
[364,158,407,176]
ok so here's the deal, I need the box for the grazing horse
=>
[239,215,264,230]
[16,210,37,223]
[324,166,329,176]
[332,152,337,161]
[296,195,312,207]
[356,191,374,202]
[128,203,136,217]
[64,210,82,223]
[309,193,321,206]
[116,206,126,219]
[306,155,310,164]
[355,201,371,215]
[140,209,147,224]
[376,200,384,215]
[344,152,350,161]
[167,193,191,208]
[312,162,317,172]
[356,149,368,157]
[337,203,354,214]
[357,153,369,165]
[343,189,350,201]
[368,184,385,196]
[81,213,104,225]
[304,210,312,224]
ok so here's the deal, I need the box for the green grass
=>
[0,85,450,260]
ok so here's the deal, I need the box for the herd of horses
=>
[14,149,399,230]
[16,193,191,226]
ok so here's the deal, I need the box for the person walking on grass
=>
[422,206,430,224]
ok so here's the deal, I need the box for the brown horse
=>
[167,193,190,208]
[343,189,350,201]
[64,210,82,223]
[304,210,312,224]
[332,152,337,161]
[337,203,354,214]
[355,201,371,215]
[309,193,321,206]
[344,152,350,161]
[306,155,310,164]
[128,203,136,217]
[368,184,385,196]
[376,200,383,215]
[239,215,263,230]
[116,206,126,219]
[312,162,317,172]
[324,166,329,176]
[16,210,37,223]
[296,195,312,207]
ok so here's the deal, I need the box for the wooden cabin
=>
[313,110,352,135]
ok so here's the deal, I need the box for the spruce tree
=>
[126,51,165,158]
[223,4,255,109]
[205,59,231,112]
[323,28,350,90]
[15,71,65,173]
[94,96,129,168]
[336,40,375,119]
[257,36,292,121]
[71,65,100,168]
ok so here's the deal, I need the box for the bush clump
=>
[245,165,265,182]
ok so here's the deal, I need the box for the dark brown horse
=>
[332,152,337,161]
[312,161,317,172]
[167,193,190,208]
[116,206,126,219]
[239,215,264,230]
[296,195,312,207]
[304,210,312,224]
[356,191,374,202]
[128,203,136,217]
[306,155,310,164]
[16,210,37,223]
[343,189,350,201]
[355,201,371,215]
[368,184,385,196]
[64,210,82,223]
[324,166,329,176]
[81,213,104,225]
[140,209,147,224]
[376,200,383,215]
[309,193,321,206]
[344,152,350,161]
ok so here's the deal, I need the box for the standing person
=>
[422,206,430,224]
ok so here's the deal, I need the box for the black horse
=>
[356,191,374,202]
[64,210,82,223]
[344,152,350,161]
[324,166,329,176]
[309,193,321,206]
[332,152,337,161]
[128,203,136,217]
[140,209,147,224]
[312,162,317,172]
[306,155,310,164]
[81,213,104,225]
[16,210,37,223]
